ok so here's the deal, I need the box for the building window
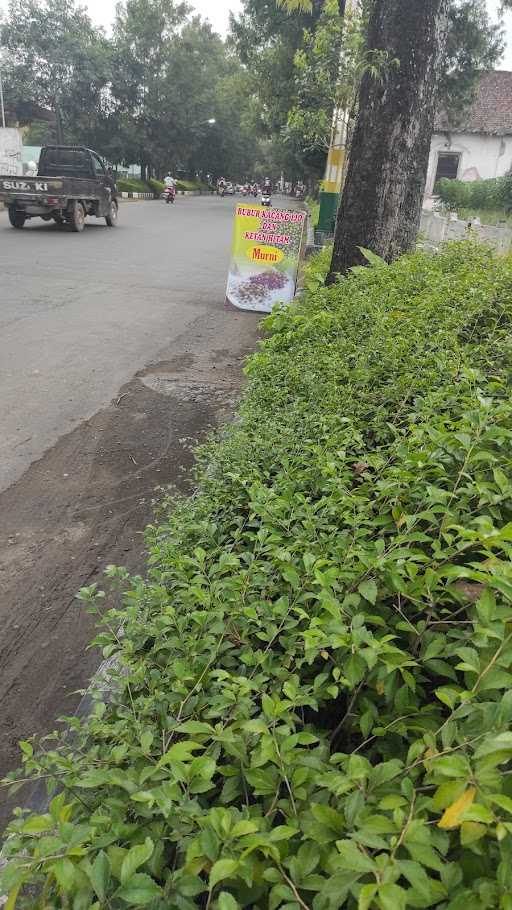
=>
[435,152,461,181]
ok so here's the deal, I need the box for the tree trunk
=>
[326,0,448,283]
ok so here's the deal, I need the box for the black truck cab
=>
[0,145,119,232]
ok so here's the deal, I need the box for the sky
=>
[84,0,243,34]
[1,0,512,66]
[68,0,512,68]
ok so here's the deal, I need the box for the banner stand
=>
[226,204,306,314]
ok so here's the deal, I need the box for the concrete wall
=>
[425,132,512,196]
[420,210,512,254]
[0,127,23,176]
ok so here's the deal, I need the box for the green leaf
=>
[397,860,432,900]
[405,842,444,872]
[53,858,76,892]
[430,755,469,778]
[269,826,299,841]
[21,814,53,834]
[358,579,378,605]
[282,565,301,589]
[217,892,240,910]
[231,820,260,837]
[358,247,387,268]
[378,883,407,910]
[460,821,487,846]
[120,838,154,884]
[177,875,207,897]
[358,884,378,910]
[311,804,344,836]
[140,730,153,753]
[158,741,204,766]
[209,859,239,890]
[475,733,512,762]
[175,720,215,735]
[245,766,279,795]
[336,840,376,874]
[116,873,162,905]
[86,851,111,901]
[489,793,512,814]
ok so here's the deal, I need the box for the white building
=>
[425,71,512,197]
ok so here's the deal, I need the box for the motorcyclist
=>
[262,177,272,194]
[163,172,177,204]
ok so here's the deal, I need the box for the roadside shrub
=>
[434,177,471,210]
[148,178,165,196]
[435,175,512,214]
[117,176,209,196]
[175,179,210,193]
[116,177,152,194]
[5,244,512,909]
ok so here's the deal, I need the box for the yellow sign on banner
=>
[226,204,306,313]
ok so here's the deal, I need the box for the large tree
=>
[285,0,503,156]
[109,0,189,178]
[326,0,448,280]
[278,0,505,277]
[230,0,326,181]
[0,0,112,146]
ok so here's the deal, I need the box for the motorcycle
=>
[261,192,272,207]
[163,185,176,204]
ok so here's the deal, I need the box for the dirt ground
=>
[0,306,260,829]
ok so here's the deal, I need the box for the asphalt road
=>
[0,196,243,492]
[0,196,263,827]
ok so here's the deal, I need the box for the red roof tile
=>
[435,70,512,135]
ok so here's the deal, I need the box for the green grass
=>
[457,206,512,227]
[308,199,320,227]
[4,243,512,908]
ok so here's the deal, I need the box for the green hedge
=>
[117,177,152,194]
[148,178,165,195]
[118,177,209,196]
[4,244,512,909]
[435,175,512,213]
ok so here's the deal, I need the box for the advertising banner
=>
[226,204,306,313]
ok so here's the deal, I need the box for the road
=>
[0,197,261,827]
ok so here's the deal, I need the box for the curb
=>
[119,191,210,201]
[120,191,154,200]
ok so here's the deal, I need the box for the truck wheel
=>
[68,201,85,233]
[8,207,26,229]
[105,199,118,227]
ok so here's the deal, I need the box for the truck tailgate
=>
[0,175,104,202]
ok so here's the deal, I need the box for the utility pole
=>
[316,0,357,236]
[0,61,6,128]
[55,99,64,144]
[317,101,350,235]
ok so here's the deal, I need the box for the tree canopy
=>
[232,0,507,185]
[0,0,262,179]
